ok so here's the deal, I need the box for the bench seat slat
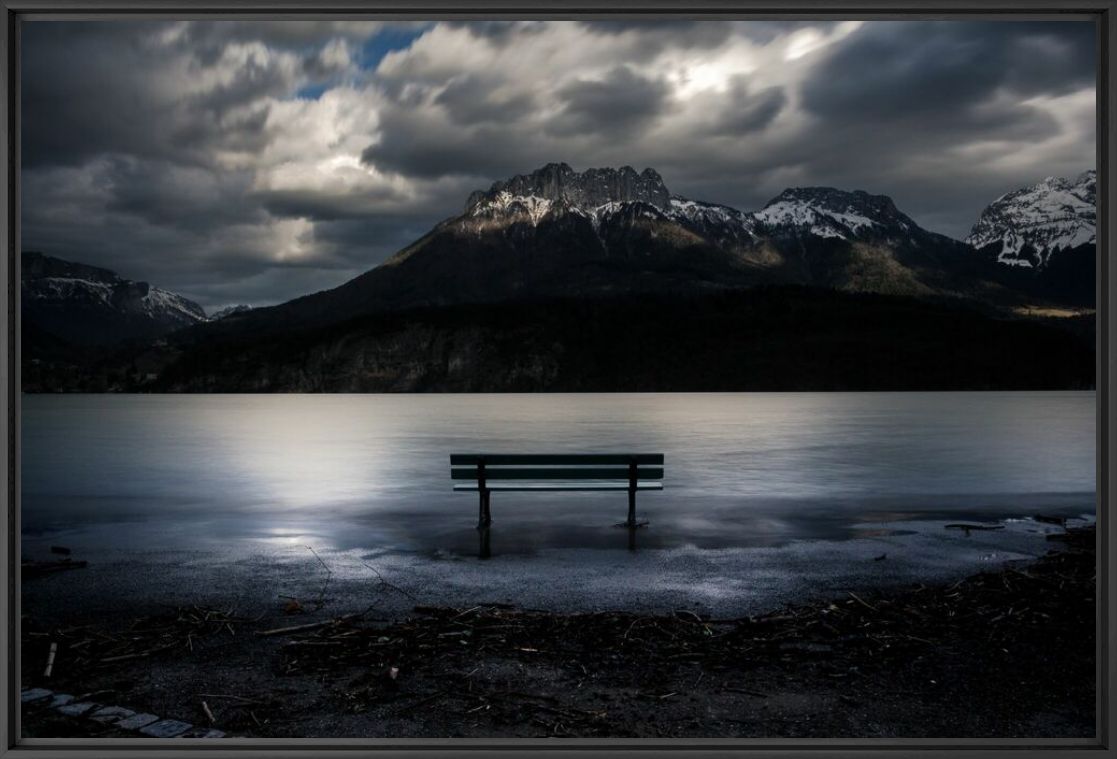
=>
[453,483,664,492]
[451,454,663,466]
[452,467,663,480]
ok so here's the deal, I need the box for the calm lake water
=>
[21,392,1096,555]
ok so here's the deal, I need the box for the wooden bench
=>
[451,454,664,528]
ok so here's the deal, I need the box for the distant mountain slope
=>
[967,171,1096,306]
[198,163,1028,344]
[209,304,253,321]
[967,171,1095,268]
[22,251,206,346]
[749,186,1007,298]
[23,164,1096,393]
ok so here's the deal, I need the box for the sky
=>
[21,19,1096,311]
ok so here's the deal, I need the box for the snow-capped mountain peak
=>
[21,251,207,345]
[466,163,671,215]
[966,170,1096,268]
[462,163,759,242]
[753,187,914,241]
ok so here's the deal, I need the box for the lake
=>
[21,392,1096,557]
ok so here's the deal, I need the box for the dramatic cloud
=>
[20,19,1095,311]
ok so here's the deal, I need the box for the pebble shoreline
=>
[21,687,226,738]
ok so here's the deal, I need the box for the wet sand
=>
[22,512,1089,624]
[19,515,1096,739]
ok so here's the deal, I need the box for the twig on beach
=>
[201,700,216,725]
[256,612,366,637]
[361,561,420,603]
[306,545,331,573]
[101,641,177,663]
[848,592,877,612]
[306,545,334,611]
[724,686,769,698]
[197,693,268,705]
[43,641,57,678]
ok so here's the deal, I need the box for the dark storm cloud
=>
[778,19,1096,236]
[578,19,737,51]
[547,67,672,137]
[103,158,263,230]
[183,19,386,48]
[22,23,171,168]
[19,19,1096,308]
[434,75,539,126]
[21,22,289,170]
[802,20,1095,119]
[708,83,786,134]
[361,108,544,180]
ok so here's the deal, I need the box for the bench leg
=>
[478,490,492,528]
[627,488,636,527]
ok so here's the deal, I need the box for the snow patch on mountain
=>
[471,191,555,226]
[668,197,759,239]
[141,286,208,323]
[21,252,207,343]
[464,165,762,243]
[966,171,1096,268]
[209,304,253,321]
[755,199,878,239]
[752,187,916,242]
[23,276,115,304]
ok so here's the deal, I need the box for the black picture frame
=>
[1,2,1113,756]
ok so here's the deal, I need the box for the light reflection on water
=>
[21,392,1095,555]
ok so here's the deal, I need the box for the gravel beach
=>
[20,514,1096,739]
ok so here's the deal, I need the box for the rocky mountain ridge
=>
[21,251,206,346]
[23,164,1097,367]
[966,170,1096,268]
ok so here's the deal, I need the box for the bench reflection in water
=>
[473,521,647,559]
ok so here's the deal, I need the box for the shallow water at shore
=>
[20,391,1095,618]
[21,391,1096,555]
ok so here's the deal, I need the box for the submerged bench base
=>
[451,453,665,530]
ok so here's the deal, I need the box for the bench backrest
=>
[450,454,664,485]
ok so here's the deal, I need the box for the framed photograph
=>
[2,1,1113,756]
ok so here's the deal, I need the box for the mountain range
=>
[21,251,207,346]
[20,164,1097,392]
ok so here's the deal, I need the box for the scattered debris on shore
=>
[24,606,253,676]
[22,524,1096,738]
[267,525,1094,732]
